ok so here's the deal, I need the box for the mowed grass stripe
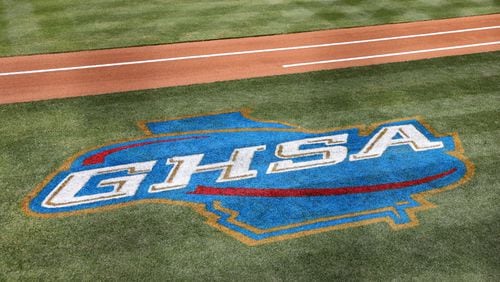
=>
[437,110,500,134]
[0,0,499,56]
[461,130,500,157]
[0,1,9,52]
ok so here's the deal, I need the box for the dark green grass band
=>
[0,0,498,57]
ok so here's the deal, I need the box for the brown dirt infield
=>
[0,14,498,104]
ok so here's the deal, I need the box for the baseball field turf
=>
[1,52,499,280]
[1,1,499,281]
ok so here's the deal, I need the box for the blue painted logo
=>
[25,110,473,245]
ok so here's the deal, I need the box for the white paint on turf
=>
[282,41,500,68]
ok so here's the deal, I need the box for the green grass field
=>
[1,52,499,280]
[1,0,499,280]
[0,0,498,56]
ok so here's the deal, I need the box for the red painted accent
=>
[189,168,457,197]
[83,136,208,166]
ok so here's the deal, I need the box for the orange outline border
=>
[22,109,474,246]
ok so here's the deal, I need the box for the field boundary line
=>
[282,41,500,67]
[1,25,499,77]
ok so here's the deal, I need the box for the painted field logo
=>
[25,110,473,245]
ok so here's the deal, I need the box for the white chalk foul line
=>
[1,25,499,76]
[282,41,500,68]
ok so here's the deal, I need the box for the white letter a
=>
[350,124,443,161]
